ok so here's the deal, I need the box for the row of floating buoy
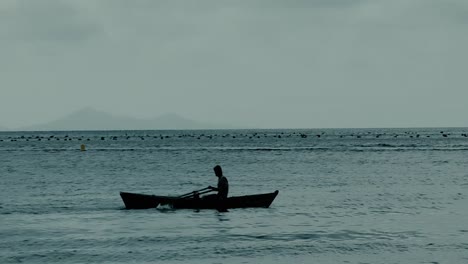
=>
[1,132,467,142]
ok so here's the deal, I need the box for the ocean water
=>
[1,128,467,264]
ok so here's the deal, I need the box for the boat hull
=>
[120,190,279,210]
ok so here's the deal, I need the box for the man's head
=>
[213,165,223,177]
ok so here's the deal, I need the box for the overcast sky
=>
[1,0,467,129]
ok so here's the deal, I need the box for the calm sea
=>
[1,128,467,264]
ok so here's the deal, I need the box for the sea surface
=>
[1,128,467,264]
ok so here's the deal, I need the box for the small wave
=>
[2,145,468,153]
[356,143,420,148]
[0,205,123,215]
[377,143,395,147]
[49,146,333,152]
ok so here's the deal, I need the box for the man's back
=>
[217,176,229,199]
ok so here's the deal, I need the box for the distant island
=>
[11,108,232,131]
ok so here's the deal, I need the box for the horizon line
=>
[1,126,467,133]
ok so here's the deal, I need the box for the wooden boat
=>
[120,190,279,210]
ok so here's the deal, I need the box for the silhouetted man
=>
[208,165,229,211]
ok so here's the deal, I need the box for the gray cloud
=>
[0,0,100,44]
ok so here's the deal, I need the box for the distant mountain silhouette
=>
[19,108,227,131]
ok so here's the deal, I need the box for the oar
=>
[178,187,210,198]
[178,187,215,199]
[179,188,214,199]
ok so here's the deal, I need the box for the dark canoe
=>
[120,190,279,210]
